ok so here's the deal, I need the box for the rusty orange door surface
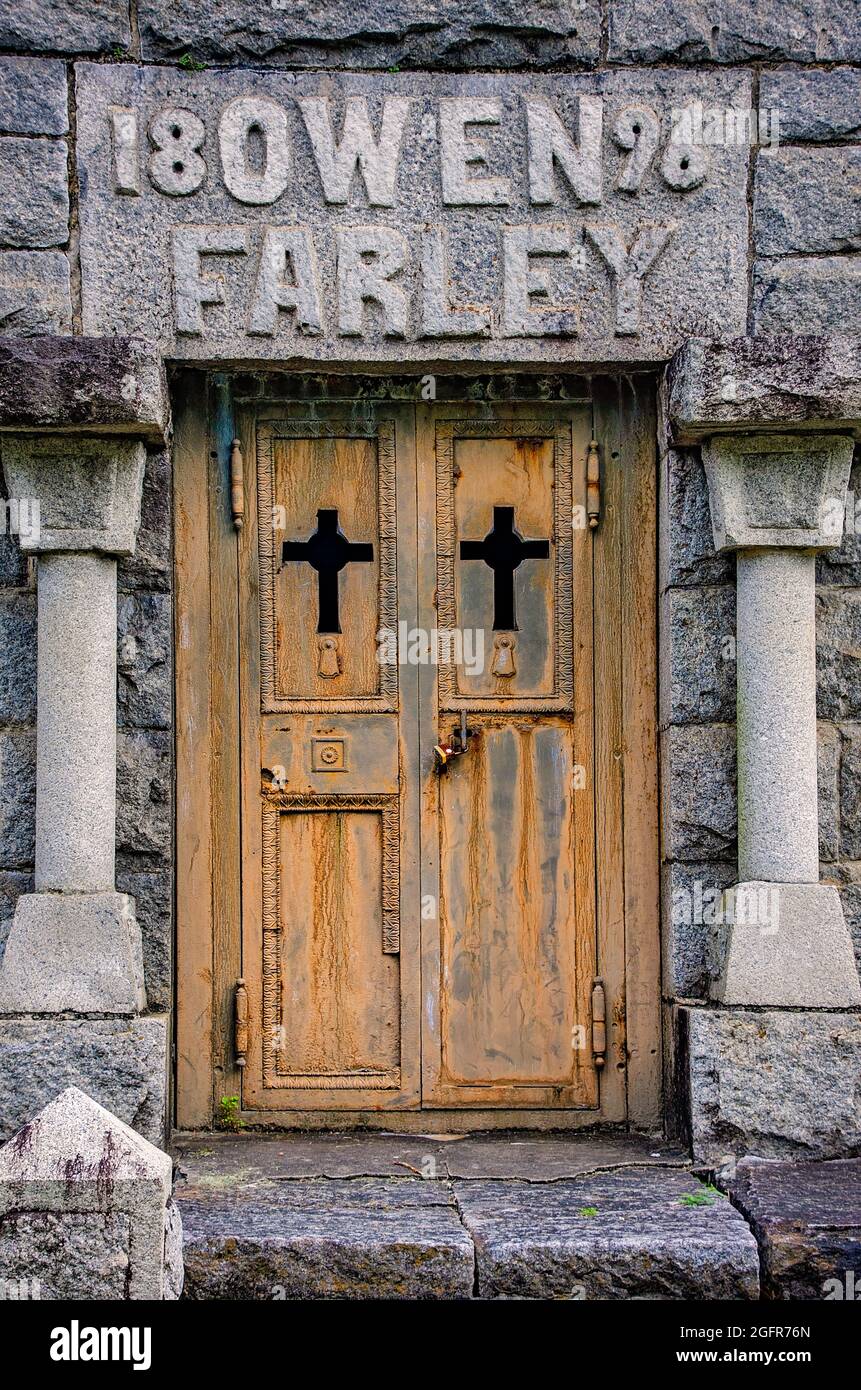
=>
[176,388,660,1127]
[418,406,598,1108]
[238,405,421,1111]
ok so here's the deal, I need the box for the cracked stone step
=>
[179,1177,475,1300]
[453,1169,760,1300]
[175,1136,757,1300]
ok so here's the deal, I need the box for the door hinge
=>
[234,977,249,1069]
[591,976,606,1070]
[229,437,245,531]
[586,437,601,529]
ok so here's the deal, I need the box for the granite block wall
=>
[0,1,859,1141]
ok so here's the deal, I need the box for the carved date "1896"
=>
[108,95,708,208]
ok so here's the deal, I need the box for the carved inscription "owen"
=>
[76,68,751,358]
[108,96,701,340]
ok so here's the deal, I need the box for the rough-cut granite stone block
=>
[119,451,172,593]
[817,453,861,586]
[0,730,35,867]
[840,725,861,861]
[759,69,861,142]
[139,0,601,68]
[728,1157,861,1301]
[0,58,68,136]
[754,257,861,337]
[455,1169,759,1299]
[116,731,173,862]
[0,1086,178,1300]
[180,1177,474,1300]
[0,0,130,54]
[0,590,36,725]
[661,448,733,589]
[116,864,172,1013]
[0,337,169,443]
[0,1018,168,1147]
[663,585,736,725]
[668,335,861,445]
[609,0,859,64]
[0,1211,131,1300]
[0,138,68,249]
[817,592,861,722]
[661,723,737,862]
[118,590,172,731]
[755,148,861,258]
[663,860,738,1000]
[0,251,72,336]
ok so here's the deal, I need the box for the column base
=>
[681,1005,861,1164]
[0,892,146,1015]
[709,882,861,1007]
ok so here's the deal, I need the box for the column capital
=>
[0,334,167,556]
[2,433,146,556]
[702,430,854,553]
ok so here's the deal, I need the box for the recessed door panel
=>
[439,721,590,1090]
[269,803,400,1089]
[435,421,574,711]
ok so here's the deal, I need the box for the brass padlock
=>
[433,712,472,772]
[433,744,453,769]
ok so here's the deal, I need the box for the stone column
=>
[702,430,861,1007]
[0,434,146,1014]
[735,548,819,885]
[36,552,118,893]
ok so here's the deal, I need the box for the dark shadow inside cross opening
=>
[281,508,374,633]
[459,505,551,631]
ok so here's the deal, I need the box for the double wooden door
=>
[175,383,660,1129]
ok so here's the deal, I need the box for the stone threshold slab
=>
[456,1170,759,1300]
[173,1129,689,1184]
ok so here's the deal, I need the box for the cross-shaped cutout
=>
[460,505,550,630]
[281,508,374,633]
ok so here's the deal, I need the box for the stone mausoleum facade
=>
[0,1,859,1300]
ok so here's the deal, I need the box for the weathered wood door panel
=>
[174,379,660,1129]
[418,408,597,1108]
[239,406,420,1111]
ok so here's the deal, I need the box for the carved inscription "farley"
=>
[76,68,751,358]
[111,95,697,339]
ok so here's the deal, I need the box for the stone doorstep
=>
[174,1133,761,1300]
